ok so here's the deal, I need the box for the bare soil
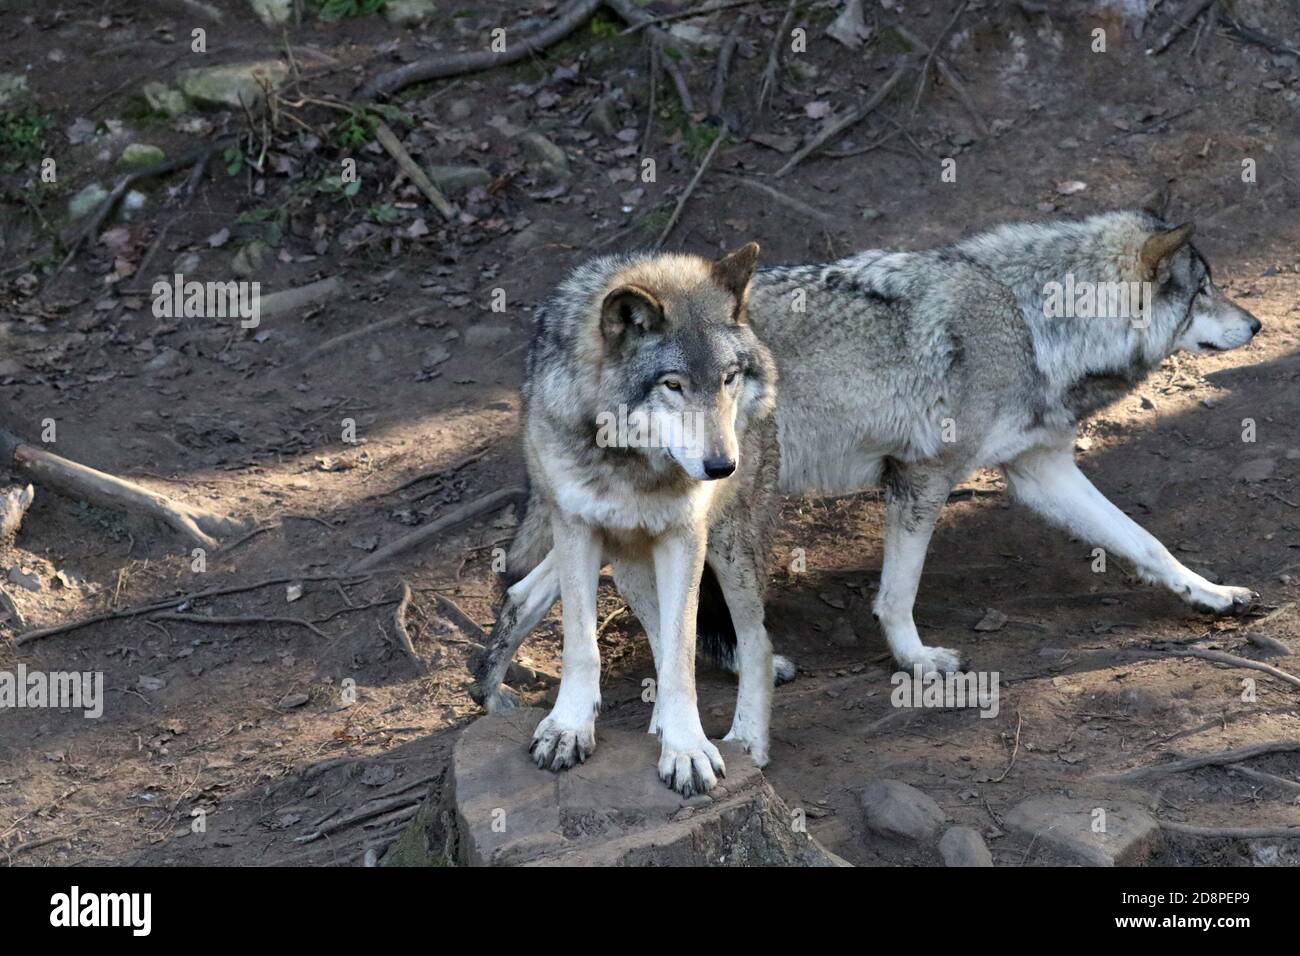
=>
[1,0,1299,866]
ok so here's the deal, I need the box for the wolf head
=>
[1126,218,1261,354]
[593,243,775,481]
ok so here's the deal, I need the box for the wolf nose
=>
[1248,316,1262,335]
[702,457,736,480]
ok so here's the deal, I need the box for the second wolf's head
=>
[580,243,776,482]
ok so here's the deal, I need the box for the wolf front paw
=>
[773,654,797,685]
[657,735,726,798]
[1184,581,1256,617]
[529,713,596,771]
[897,644,964,675]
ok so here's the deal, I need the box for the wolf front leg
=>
[529,516,603,771]
[651,529,726,797]
[874,463,964,674]
[472,551,560,714]
[610,557,664,735]
[1004,445,1255,615]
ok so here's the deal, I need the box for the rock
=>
[463,324,513,349]
[248,0,292,26]
[68,183,109,219]
[668,23,723,52]
[142,81,189,117]
[386,0,437,25]
[121,190,148,220]
[1230,458,1275,483]
[518,131,569,181]
[973,608,1008,631]
[1003,795,1159,866]
[506,220,573,257]
[826,0,873,49]
[0,486,33,544]
[446,98,474,122]
[939,826,994,866]
[8,566,41,592]
[0,73,28,108]
[232,240,271,277]
[179,61,288,111]
[118,143,166,169]
[858,779,946,842]
[586,95,622,137]
[386,708,848,866]
[427,164,493,191]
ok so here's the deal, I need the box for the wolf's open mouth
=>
[1197,341,1227,351]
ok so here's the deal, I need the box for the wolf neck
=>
[953,218,1170,411]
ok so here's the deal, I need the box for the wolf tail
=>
[503,482,553,586]
[697,564,797,684]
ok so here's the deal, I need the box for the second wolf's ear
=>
[1139,222,1194,282]
[600,285,664,345]
[712,242,761,319]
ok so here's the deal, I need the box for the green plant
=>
[590,13,620,38]
[332,111,377,149]
[317,0,386,20]
[0,108,50,168]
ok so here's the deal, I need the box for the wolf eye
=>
[661,379,682,392]
[724,370,738,385]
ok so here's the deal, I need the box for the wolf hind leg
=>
[874,463,964,675]
[707,552,774,767]
[472,550,559,714]
[1004,445,1255,615]
[611,557,664,735]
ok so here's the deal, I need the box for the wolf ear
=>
[600,285,664,344]
[712,242,761,314]
[1139,222,1194,282]
[1140,183,1171,220]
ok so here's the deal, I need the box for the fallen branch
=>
[1159,820,1300,839]
[655,127,726,247]
[1147,0,1217,55]
[359,0,605,99]
[352,487,526,572]
[1229,764,1300,796]
[0,429,245,553]
[1104,740,1300,782]
[294,306,423,368]
[1218,12,1300,58]
[258,276,345,320]
[390,580,427,673]
[14,572,364,647]
[153,611,328,640]
[366,447,489,500]
[371,122,455,221]
[622,0,770,32]
[723,174,839,226]
[1042,644,1300,690]
[907,0,970,115]
[774,61,912,177]
[293,794,423,844]
[608,0,695,113]
[710,14,749,117]
[758,0,798,115]
[895,24,989,138]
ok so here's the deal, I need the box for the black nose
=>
[702,457,736,479]
[1249,316,1262,335]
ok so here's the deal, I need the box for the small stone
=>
[858,779,946,842]
[446,98,474,122]
[232,240,271,277]
[137,675,166,692]
[0,73,29,108]
[1003,795,1159,866]
[277,692,310,709]
[118,143,166,169]
[385,0,437,25]
[248,0,293,26]
[1230,458,1275,483]
[7,565,41,592]
[518,131,569,182]
[141,81,188,118]
[179,61,288,111]
[939,826,994,866]
[68,183,110,219]
[586,96,622,137]
[973,608,1008,632]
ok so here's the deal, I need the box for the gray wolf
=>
[478,206,1261,751]
[474,243,781,797]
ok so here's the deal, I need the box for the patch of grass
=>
[683,122,724,162]
[316,0,386,21]
[0,108,51,169]
[590,12,621,38]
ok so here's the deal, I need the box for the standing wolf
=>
[479,243,780,797]
[477,207,1260,743]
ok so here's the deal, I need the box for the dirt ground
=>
[1,0,1299,867]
